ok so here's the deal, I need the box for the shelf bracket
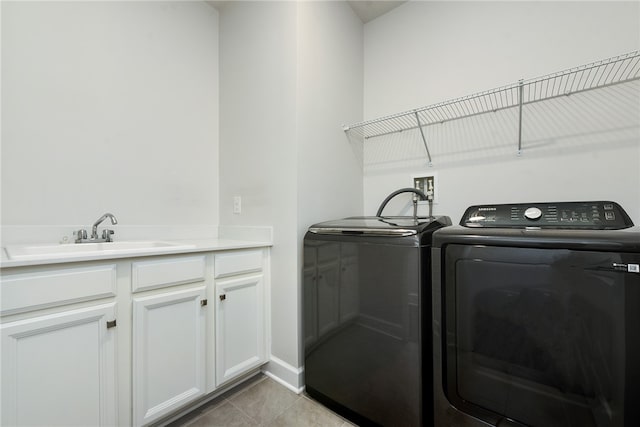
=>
[414,112,433,166]
[517,79,524,156]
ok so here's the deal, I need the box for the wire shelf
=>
[344,51,640,163]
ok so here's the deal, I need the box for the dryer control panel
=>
[461,201,634,229]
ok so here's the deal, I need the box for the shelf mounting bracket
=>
[414,112,433,166]
[517,79,524,156]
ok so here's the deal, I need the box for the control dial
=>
[524,207,542,220]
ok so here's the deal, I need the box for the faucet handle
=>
[102,229,115,242]
[74,229,88,243]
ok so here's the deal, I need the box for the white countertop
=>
[1,238,272,269]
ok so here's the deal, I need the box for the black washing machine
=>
[432,201,640,427]
[304,215,451,426]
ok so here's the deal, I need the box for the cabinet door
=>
[132,286,206,426]
[216,274,265,386]
[1,303,117,427]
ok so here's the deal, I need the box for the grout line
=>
[174,375,350,427]
[227,399,264,426]
[302,394,357,426]
[226,377,303,426]
[172,374,268,426]
[259,394,302,427]
[224,382,267,425]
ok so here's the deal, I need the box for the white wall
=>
[363,1,640,223]
[218,1,300,378]
[218,1,363,387]
[1,1,219,229]
[297,1,364,233]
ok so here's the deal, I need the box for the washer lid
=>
[308,216,444,236]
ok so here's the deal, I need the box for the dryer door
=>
[442,245,640,427]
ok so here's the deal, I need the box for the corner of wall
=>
[262,355,304,394]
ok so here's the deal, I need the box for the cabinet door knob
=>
[201,299,208,307]
[219,294,226,301]
[106,319,117,329]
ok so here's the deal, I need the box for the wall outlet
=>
[233,196,242,214]
[412,173,437,203]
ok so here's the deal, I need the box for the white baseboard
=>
[262,355,304,394]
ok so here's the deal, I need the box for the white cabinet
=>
[1,245,270,426]
[132,285,207,426]
[1,302,117,426]
[214,250,266,386]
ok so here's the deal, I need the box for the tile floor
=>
[168,374,356,427]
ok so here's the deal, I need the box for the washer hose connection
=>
[376,187,428,219]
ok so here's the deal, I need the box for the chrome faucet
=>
[92,213,118,239]
[75,213,118,243]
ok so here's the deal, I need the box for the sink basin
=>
[5,241,196,261]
